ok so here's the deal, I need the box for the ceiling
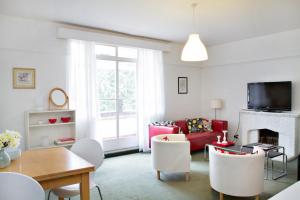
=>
[1,0,300,45]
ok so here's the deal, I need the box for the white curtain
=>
[138,48,165,152]
[67,40,100,141]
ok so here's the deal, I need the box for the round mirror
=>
[48,88,69,109]
[51,90,66,106]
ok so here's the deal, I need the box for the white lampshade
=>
[211,99,222,109]
[181,34,208,62]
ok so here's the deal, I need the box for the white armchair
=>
[209,146,265,200]
[151,134,190,181]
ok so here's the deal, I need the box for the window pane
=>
[95,45,116,56]
[119,115,137,137]
[96,60,116,99]
[118,47,137,59]
[96,100,117,139]
[119,62,137,137]
[119,62,136,101]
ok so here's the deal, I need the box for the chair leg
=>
[47,191,51,200]
[185,172,190,181]
[255,195,260,200]
[219,192,224,200]
[58,197,64,200]
[96,185,103,200]
[157,170,160,180]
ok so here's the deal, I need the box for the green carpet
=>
[48,151,297,200]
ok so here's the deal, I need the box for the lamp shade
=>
[181,34,208,62]
[210,99,222,109]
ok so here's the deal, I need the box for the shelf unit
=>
[25,109,76,150]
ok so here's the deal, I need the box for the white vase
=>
[0,149,11,168]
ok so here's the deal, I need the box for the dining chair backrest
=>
[0,172,45,200]
[71,138,104,170]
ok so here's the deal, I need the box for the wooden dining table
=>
[0,147,95,200]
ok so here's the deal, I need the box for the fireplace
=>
[240,110,300,160]
[258,129,278,146]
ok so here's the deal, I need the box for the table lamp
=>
[210,99,222,119]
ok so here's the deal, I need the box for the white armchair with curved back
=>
[151,134,191,181]
[209,146,265,200]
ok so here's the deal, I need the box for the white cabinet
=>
[25,110,76,150]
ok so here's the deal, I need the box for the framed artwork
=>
[13,68,36,89]
[178,77,188,94]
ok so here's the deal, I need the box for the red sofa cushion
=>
[175,120,189,134]
[212,120,228,133]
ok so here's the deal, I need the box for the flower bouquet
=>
[0,130,21,168]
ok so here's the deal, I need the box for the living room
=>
[0,0,300,200]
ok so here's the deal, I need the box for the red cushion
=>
[215,147,246,155]
[162,136,169,141]
[175,120,189,134]
[212,120,228,133]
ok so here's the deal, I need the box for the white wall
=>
[163,43,202,120]
[0,15,68,149]
[0,15,202,149]
[200,29,300,138]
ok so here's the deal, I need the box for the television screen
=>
[247,81,292,111]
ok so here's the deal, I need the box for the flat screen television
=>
[247,81,292,112]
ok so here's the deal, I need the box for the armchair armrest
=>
[148,125,180,148]
[212,120,228,133]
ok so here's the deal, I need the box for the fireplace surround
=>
[240,110,300,160]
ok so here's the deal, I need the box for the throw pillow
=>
[186,118,204,133]
[151,120,175,126]
[202,119,213,132]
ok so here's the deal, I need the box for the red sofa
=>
[149,119,228,152]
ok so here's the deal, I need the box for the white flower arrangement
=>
[0,130,21,149]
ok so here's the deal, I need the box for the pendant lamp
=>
[181,3,208,62]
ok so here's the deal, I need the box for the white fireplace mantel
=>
[240,109,300,160]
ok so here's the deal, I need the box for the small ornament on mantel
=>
[222,130,228,144]
[217,135,221,144]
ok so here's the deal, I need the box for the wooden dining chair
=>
[0,172,45,200]
[48,139,104,200]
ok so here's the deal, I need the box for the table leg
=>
[59,198,64,200]
[80,173,90,200]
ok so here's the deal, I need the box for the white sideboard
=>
[25,109,76,150]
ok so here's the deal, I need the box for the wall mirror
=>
[48,88,69,110]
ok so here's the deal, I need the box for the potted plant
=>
[0,130,21,168]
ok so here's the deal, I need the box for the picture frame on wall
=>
[13,68,36,89]
[178,77,188,94]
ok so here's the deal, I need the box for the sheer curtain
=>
[138,48,165,152]
[67,40,100,142]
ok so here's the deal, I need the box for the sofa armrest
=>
[211,120,228,133]
[149,125,180,148]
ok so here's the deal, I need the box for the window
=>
[95,44,138,143]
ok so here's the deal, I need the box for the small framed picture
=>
[178,77,188,94]
[13,68,36,89]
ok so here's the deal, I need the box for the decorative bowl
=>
[61,117,71,123]
[48,118,57,124]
